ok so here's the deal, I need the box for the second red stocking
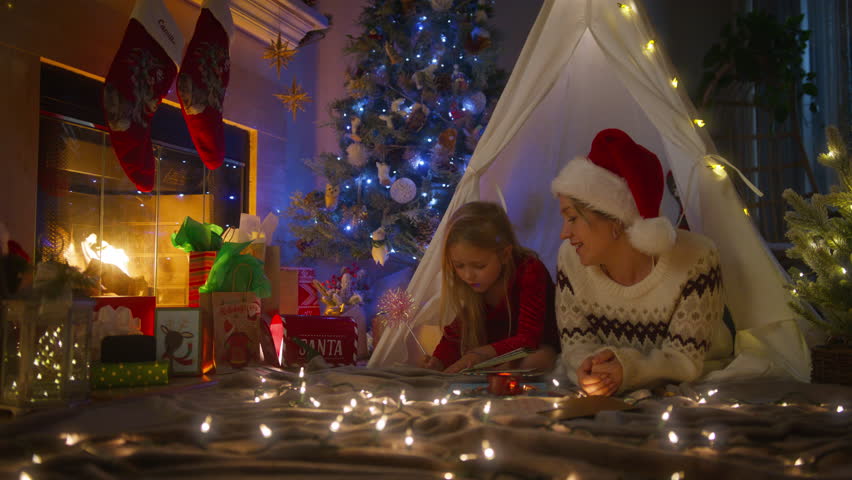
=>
[178,0,233,171]
[103,0,184,192]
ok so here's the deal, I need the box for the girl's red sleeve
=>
[489,257,549,356]
[431,318,461,367]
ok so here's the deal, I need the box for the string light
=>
[661,405,673,421]
[710,164,726,177]
[552,379,560,387]
[310,397,321,408]
[201,415,212,433]
[693,118,706,128]
[671,472,685,480]
[794,457,805,466]
[399,390,407,405]
[644,40,656,53]
[329,415,343,433]
[668,431,679,444]
[20,473,32,480]
[444,474,454,480]
[31,454,41,464]
[483,400,491,415]
[404,427,414,447]
[743,208,750,216]
[837,405,845,413]
[259,424,272,438]
[618,3,632,14]
[482,440,495,460]
[375,415,388,431]
[670,77,679,88]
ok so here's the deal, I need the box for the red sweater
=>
[431,254,560,367]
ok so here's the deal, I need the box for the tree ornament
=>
[390,177,417,204]
[345,74,370,99]
[466,91,487,115]
[371,227,389,266]
[263,31,297,77]
[412,64,438,90]
[376,287,427,355]
[430,0,453,11]
[274,78,312,120]
[391,98,406,114]
[384,41,402,65]
[464,26,491,54]
[325,183,340,210]
[475,8,488,24]
[346,142,368,168]
[378,113,394,129]
[367,28,382,41]
[405,103,430,132]
[452,64,469,94]
[376,161,393,186]
[349,117,362,142]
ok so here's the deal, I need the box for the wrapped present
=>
[94,296,155,335]
[280,267,319,316]
[281,315,358,367]
[155,307,214,376]
[211,292,261,369]
[188,251,217,307]
[91,361,169,389]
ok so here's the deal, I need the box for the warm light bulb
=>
[300,382,306,394]
[20,473,32,480]
[693,118,706,128]
[444,473,455,480]
[711,164,726,177]
[201,415,212,433]
[670,77,679,88]
[483,400,491,415]
[375,415,388,431]
[668,431,679,444]
[644,40,656,53]
[32,454,41,464]
[259,424,272,438]
[794,457,805,466]
[661,411,671,421]
[671,472,684,480]
[552,379,560,387]
[482,440,495,460]
[618,3,632,14]
[837,405,845,413]
[330,415,343,433]
[350,398,357,408]
[404,428,414,447]
[299,367,305,378]
[743,208,750,216]
[310,397,321,408]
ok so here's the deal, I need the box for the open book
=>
[460,347,534,373]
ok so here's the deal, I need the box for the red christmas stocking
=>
[177,0,233,171]
[103,0,184,192]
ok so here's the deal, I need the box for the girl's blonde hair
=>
[440,201,536,353]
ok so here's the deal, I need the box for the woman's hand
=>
[419,355,444,371]
[577,350,622,396]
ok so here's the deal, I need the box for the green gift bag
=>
[91,361,169,389]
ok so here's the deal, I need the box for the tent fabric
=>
[368,0,812,382]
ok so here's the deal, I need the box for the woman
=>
[550,128,725,396]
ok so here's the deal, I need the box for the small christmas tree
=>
[783,125,852,340]
[287,0,505,264]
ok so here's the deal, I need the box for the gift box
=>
[280,267,320,316]
[281,315,358,366]
[188,251,217,307]
[155,307,214,376]
[94,296,156,335]
[90,361,169,389]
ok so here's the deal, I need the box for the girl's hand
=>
[419,355,444,371]
[581,350,622,396]
[444,351,488,374]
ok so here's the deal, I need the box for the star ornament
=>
[263,32,297,76]
[275,79,312,120]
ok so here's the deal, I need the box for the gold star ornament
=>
[275,79,312,120]
[263,32,297,77]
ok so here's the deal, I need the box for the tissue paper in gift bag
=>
[281,315,358,366]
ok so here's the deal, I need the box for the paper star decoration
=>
[263,32,297,77]
[275,79,312,120]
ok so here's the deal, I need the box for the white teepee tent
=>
[369,0,812,382]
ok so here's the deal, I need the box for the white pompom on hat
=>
[551,128,676,255]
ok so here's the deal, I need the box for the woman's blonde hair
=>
[440,201,535,353]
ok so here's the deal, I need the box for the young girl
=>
[550,128,728,396]
[419,201,560,373]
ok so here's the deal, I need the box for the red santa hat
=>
[550,128,676,255]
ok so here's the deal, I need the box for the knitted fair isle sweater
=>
[556,230,724,392]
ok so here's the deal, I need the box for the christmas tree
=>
[287,0,505,264]
[783,126,852,340]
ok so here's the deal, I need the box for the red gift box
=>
[281,315,358,366]
[94,296,156,336]
[188,251,217,307]
[280,267,320,316]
